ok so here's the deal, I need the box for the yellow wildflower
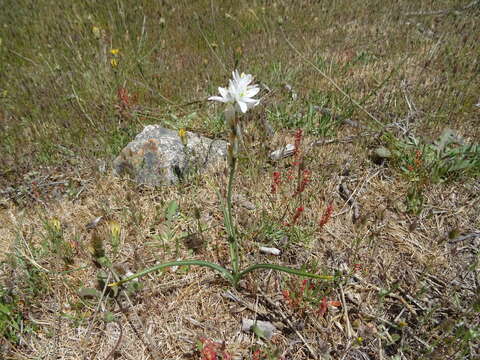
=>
[110,48,120,56]
[110,58,118,67]
[109,221,121,239]
[109,221,121,254]
[398,320,408,328]
[50,218,61,232]
[178,128,188,146]
[92,26,101,38]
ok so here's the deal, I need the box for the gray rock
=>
[374,146,392,159]
[270,144,295,160]
[242,318,276,340]
[113,125,227,186]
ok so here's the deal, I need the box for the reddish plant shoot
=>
[319,202,334,229]
[293,128,303,157]
[353,263,363,272]
[317,296,328,317]
[271,171,282,194]
[283,279,341,317]
[199,338,231,360]
[282,279,308,309]
[272,128,312,226]
[288,206,304,226]
[282,289,295,308]
[294,169,311,196]
[116,87,137,120]
[252,348,284,360]
[252,349,262,360]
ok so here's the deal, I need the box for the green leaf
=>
[390,333,401,343]
[251,324,268,339]
[126,280,143,295]
[108,260,233,287]
[435,128,458,152]
[165,200,179,222]
[78,288,101,299]
[238,263,335,281]
[98,256,111,268]
[103,311,116,323]
[0,303,12,316]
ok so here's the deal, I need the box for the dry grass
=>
[2,135,479,358]
[1,0,479,359]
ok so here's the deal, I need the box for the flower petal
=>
[244,99,260,109]
[245,86,260,97]
[241,73,253,84]
[227,79,238,93]
[218,87,229,98]
[238,100,248,113]
[241,96,259,103]
[208,96,228,102]
[233,70,240,81]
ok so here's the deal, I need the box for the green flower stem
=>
[224,105,240,276]
[108,260,234,287]
[235,263,335,285]
[226,154,239,275]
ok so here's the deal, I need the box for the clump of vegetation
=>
[389,128,480,184]
[109,71,335,289]
[381,128,480,215]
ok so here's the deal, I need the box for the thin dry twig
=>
[222,290,269,316]
[311,135,364,147]
[81,272,111,356]
[450,232,480,243]
[104,321,123,360]
[339,284,354,339]
[353,274,417,315]
[338,182,361,223]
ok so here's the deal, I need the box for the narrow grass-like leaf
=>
[237,263,335,282]
[108,260,234,287]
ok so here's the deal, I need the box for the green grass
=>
[1,0,477,174]
[1,0,479,358]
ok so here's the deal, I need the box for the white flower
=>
[209,70,260,113]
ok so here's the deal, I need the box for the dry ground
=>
[1,0,479,359]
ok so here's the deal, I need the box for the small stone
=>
[242,318,276,340]
[374,146,391,159]
[78,288,101,299]
[170,258,182,272]
[259,247,281,256]
[113,125,227,186]
[371,146,392,165]
[233,194,256,210]
[124,270,139,282]
[85,216,103,230]
[270,144,295,160]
